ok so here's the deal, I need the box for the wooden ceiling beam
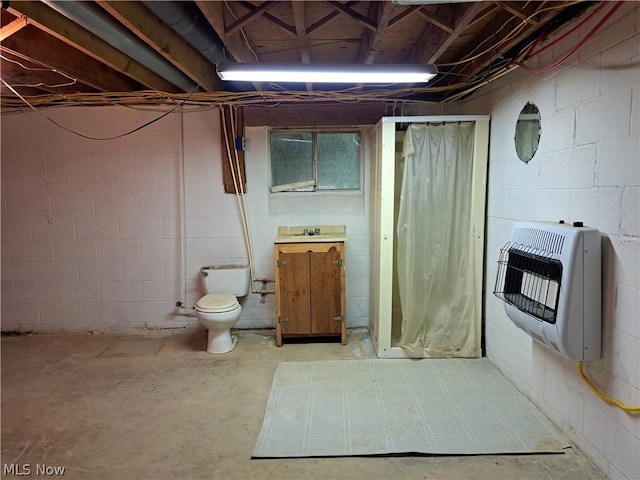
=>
[195,0,259,63]
[417,8,453,34]
[306,1,357,34]
[0,16,28,41]
[226,0,296,37]
[195,0,263,92]
[357,1,394,64]
[291,1,312,91]
[464,3,500,31]
[496,2,540,27]
[226,1,279,36]
[7,1,179,92]
[388,6,422,29]
[410,6,454,65]
[418,2,487,64]
[236,1,296,37]
[1,26,141,92]
[324,1,377,32]
[97,1,222,92]
[292,2,311,63]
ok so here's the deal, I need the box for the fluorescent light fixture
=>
[216,63,437,84]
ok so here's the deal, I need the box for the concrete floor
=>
[1,329,604,480]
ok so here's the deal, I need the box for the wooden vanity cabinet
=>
[274,241,346,346]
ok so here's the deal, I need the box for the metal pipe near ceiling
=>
[141,1,228,64]
[42,0,199,92]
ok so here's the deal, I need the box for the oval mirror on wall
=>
[514,102,541,163]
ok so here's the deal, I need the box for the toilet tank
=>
[200,264,250,297]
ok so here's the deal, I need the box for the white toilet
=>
[195,264,250,354]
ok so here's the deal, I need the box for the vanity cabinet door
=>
[275,242,346,346]
[277,251,311,337]
[309,249,342,336]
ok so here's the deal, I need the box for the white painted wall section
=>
[460,3,639,479]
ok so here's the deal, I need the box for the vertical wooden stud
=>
[220,105,247,194]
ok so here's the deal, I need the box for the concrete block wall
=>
[1,107,371,333]
[461,3,639,479]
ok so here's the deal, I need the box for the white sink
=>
[274,225,346,243]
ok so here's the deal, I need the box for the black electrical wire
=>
[1,65,214,141]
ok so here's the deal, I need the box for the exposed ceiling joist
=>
[292,2,312,63]
[497,1,540,27]
[357,1,394,64]
[325,1,377,31]
[417,8,454,34]
[194,0,265,93]
[226,0,296,37]
[195,0,259,63]
[1,26,140,92]
[226,1,278,36]
[418,2,490,65]
[464,3,500,32]
[292,1,312,91]
[387,6,421,29]
[96,0,221,92]
[236,1,297,37]
[410,4,454,64]
[7,1,179,93]
[306,1,357,35]
[0,16,28,41]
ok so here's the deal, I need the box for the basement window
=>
[269,130,361,193]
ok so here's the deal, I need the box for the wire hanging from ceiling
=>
[444,0,627,102]
[0,52,77,89]
[513,1,624,73]
[1,64,215,140]
[223,0,259,62]
[437,0,584,68]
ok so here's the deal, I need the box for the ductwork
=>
[42,0,199,92]
[142,1,229,64]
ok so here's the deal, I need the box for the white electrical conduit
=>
[177,108,188,307]
[220,106,275,295]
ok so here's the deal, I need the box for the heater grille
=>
[511,227,565,255]
[494,243,562,324]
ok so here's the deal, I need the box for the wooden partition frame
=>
[369,116,490,358]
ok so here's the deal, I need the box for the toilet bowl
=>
[195,264,250,354]
[196,294,241,354]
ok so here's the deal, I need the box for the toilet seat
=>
[196,294,239,313]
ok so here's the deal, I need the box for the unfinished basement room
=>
[1,1,638,479]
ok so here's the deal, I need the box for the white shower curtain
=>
[396,122,477,357]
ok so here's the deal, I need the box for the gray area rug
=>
[252,358,569,458]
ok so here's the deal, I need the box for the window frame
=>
[268,127,363,194]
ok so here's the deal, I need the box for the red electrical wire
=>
[514,1,624,74]
[525,1,609,60]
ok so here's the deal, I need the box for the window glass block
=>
[270,132,313,187]
[317,133,360,190]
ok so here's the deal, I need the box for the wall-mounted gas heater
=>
[494,221,601,361]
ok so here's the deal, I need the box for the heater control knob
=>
[573,221,584,227]
[559,220,565,224]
